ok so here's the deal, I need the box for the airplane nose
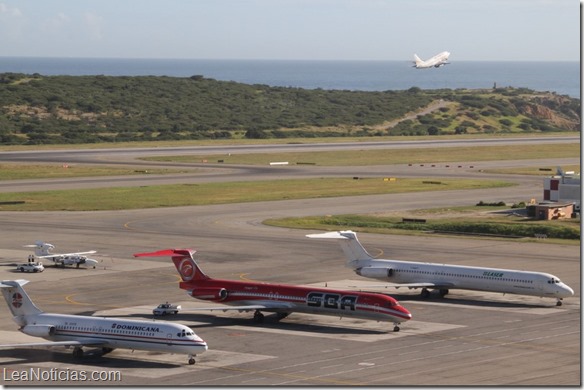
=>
[399,306,412,320]
[563,285,574,297]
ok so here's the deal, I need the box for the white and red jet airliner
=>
[134,248,412,331]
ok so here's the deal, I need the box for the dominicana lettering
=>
[306,292,357,310]
[111,323,161,332]
[483,271,504,278]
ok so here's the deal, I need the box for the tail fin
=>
[25,241,54,257]
[133,249,210,282]
[306,230,373,267]
[0,280,43,318]
[413,54,423,66]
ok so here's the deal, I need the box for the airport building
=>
[542,168,581,205]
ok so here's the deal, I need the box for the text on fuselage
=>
[306,292,357,310]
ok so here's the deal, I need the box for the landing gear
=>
[253,310,264,323]
[72,347,84,359]
[188,355,196,365]
[556,298,563,307]
[439,288,449,298]
[275,312,290,321]
[393,324,400,332]
[421,288,430,299]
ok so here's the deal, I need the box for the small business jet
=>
[0,280,207,365]
[134,248,412,331]
[413,51,450,68]
[24,241,99,269]
[308,231,574,306]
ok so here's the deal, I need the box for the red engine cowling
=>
[190,288,228,301]
[22,324,56,337]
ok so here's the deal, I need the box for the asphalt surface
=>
[0,139,580,386]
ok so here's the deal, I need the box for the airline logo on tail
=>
[11,292,22,308]
[178,258,195,281]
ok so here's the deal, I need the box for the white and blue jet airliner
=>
[308,231,574,306]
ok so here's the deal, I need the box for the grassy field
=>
[264,205,581,244]
[143,143,581,166]
[0,177,511,211]
[0,164,191,180]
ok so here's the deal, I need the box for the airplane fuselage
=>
[179,279,411,324]
[354,259,574,299]
[413,51,450,68]
[18,313,207,356]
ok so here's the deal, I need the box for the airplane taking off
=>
[134,248,412,331]
[24,241,99,269]
[413,51,450,68]
[0,280,207,365]
[308,231,574,306]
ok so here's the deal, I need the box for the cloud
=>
[0,2,22,17]
[84,11,103,41]
[40,12,70,33]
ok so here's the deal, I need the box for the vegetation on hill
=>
[0,73,580,145]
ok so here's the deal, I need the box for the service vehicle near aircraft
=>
[153,302,181,316]
[16,262,44,273]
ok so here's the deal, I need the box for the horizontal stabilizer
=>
[134,249,196,258]
[0,280,29,288]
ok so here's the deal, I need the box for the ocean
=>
[0,57,579,98]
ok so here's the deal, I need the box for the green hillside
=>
[0,73,579,145]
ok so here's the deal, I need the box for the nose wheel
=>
[188,355,196,365]
[393,323,401,332]
[556,298,563,306]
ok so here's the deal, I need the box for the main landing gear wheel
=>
[276,312,290,321]
[421,288,430,299]
[253,310,264,323]
[188,355,196,365]
[72,347,84,359]
[439,289,449,298]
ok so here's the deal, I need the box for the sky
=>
[0,0,579,61]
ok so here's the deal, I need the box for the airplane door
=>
[166,333,173,345]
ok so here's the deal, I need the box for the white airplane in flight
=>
[24,241,99,268]
[413,51,450,68]
[308,231,574,306]
[0,280,208,365]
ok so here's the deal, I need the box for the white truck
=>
[153,302,181,316]
[17,262,45,273]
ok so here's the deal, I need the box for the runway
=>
[0,139,580,386]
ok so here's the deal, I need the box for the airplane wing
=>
[0,340,106,349]
[349,282,456,290]
[183,302,294,313]
[38,251,97,258]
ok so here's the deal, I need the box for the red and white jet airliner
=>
[134,248,412,331]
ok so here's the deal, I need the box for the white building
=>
[543,167,581,210]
